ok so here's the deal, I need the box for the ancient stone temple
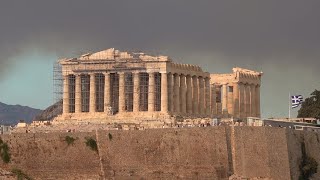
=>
[54,48,262,125]
[211,68,263,119]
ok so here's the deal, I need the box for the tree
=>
[297,90,320,119]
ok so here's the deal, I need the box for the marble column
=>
[148,72,155,112]
[222,83,228,115]
[119,72,125,113]
[250,84,256,117]
[211,84,216,115]
[245,85,250,117]
[239,83,245,118]
[63,75,69,114]
[192,76,199,114]
[233,83,239,118]
[216,86,222,116]
[89,73,96,113]
[161,72,168,112]
[133,72,140,112]
[199,77,205,115]
[75,74,81,113]
[180,74,187,114]
[186,75,193,114]
[256,85,261,117]
[104,73,111,113]
[205,77,211,115]
[228,85,234,116]
[168,73,174,112]
[173,73,180,113]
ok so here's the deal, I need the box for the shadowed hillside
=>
[33,100,62,121]
[0,102,42,125]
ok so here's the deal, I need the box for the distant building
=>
[0,125,12,134]
[260,118,320,132]
[16,122,27,128]
[31,120,51,127]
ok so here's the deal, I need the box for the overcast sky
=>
[0,0,319,118]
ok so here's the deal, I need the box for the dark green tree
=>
[297,90,320,119]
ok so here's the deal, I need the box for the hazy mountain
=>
[34,100,62,121]
[0,102,42,125]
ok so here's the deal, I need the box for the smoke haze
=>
[1,0,319,117]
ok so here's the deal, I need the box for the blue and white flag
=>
[291,95,303,108]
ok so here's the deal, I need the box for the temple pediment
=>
[79,48,131,60]
[78,48,170,62]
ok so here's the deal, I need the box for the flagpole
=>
[289,92,291,119]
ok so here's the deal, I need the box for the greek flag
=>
[291,95,303,108]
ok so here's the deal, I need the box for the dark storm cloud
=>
[0,0,320,117]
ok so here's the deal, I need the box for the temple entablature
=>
[211,67,262,86]
[167,62,209,77]
[233,67,263,84]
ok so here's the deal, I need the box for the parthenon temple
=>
[54,48,263,125]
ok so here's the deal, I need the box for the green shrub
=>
[85,137,98,152]
[0,138,10,163]
[108,133,113,140]
[1,150,10,164]
[64,136,76,146]
[299,157,318,180]
[11,168,32,180]
[1,143,9,151]
[299,142,318,180]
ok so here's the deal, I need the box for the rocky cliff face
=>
[0,102,42,125]
[33,100,62,121]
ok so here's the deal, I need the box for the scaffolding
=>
[81,74,90,112]
[110,73,119,114]
[125,73,134,112]
[139,72,149,111]
[53,61,63,104]
[95,73,105,112]
[154,72,161,111]
[69,75,76,113]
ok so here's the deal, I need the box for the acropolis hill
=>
[54,48,262,127]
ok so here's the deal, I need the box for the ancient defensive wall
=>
[0,127,319,179]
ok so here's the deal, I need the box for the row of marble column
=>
[168,74,211,116]
[62,72,211,116]
[216,83,260,118]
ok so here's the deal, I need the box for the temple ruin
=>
[53,48,262,125]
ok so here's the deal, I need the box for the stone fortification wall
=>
[0,127,319,179]
[228,127,291,179]
[97,128,229,179]
[286,129,320,179]
[0,132,101,179]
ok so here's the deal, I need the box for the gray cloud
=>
[1,0,319,117]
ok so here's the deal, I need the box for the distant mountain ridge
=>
[0,102,42,125]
